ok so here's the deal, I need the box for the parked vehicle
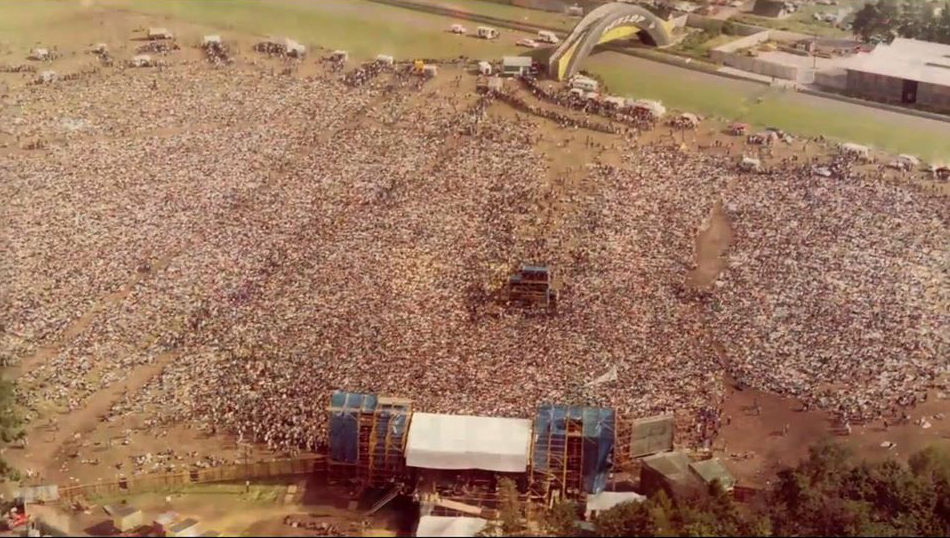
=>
[477,26,499,39]
[537,30,559,44]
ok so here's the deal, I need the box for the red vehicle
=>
[5,512,29,530]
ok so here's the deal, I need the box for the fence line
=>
[56,455,327,502]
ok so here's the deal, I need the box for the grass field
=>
[587,51,950,161]
[411,0,576,30]
[105,0,534,58]
[2,0,949,160]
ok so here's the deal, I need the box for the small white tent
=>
[283,38,306,57]
[28,48,50,61]
[36,70,58,84]
[840,142,870,159]
[634,99,666,119]
[131,54,153,67]
[740,156,761,171]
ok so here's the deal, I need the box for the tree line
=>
[0,376,23,482]
[852,0,950,43]
[481,442,950,537]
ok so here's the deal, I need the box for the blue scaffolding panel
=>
[328,391,378,464]
[533,404,616,494]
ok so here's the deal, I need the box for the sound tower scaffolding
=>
[366,397,413,487]
[530,405,615,504]
[327,391,413,489]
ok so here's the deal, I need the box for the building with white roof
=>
[833,38,950,111]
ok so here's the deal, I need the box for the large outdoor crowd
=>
[2,54,946,462]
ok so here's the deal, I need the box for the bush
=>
[0,457,20,483]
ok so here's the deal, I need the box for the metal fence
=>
[56,455,327,502]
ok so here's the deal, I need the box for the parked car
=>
[537,30,559,44]
[516,38,539,48]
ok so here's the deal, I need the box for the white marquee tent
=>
[405,413,532,473]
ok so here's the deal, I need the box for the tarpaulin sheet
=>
[406,413,532,472]
[416,516,488,537]
[373,400,411,467]
[533,404,615,494]
[328,391,377,463]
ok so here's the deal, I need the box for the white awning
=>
[406,413,532,472]
[416,516,488,537]
[585,491,645,515]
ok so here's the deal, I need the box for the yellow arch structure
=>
[549,3,675,81]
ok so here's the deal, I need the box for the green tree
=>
[543,500,580,537]
[0,375,23,482]
[852,1,882,40]
[592,484,764,537]
[908,446,950,535]
[939,2,950,43]
[478,478,528,536]
[593,499,656,537]
[897,0,927,38]
[770,441,950,537]
[852,0,902,42]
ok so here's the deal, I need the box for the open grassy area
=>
[0,0,87,44]
[587,51,950,161]
[0,0,530,59]
[103,0,531,58]
[411,0,576,30]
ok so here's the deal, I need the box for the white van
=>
[537,30,559,44]
[450,24,467,34]
[570,75,598,92]
[478,61,492,75]
[376,54,394,65]
[477,26,499,39]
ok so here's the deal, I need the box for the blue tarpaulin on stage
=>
[532,404,616,494]
[328,391,377,464]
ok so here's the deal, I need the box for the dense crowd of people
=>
[2,56,946,461]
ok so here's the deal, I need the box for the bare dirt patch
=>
[688,200,733,289]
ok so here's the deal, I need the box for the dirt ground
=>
[2,3,948,528]
[717,381,950,487]
[25,482,388,537]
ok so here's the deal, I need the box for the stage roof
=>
[405,412,532,473]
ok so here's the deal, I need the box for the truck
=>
[477,26,499,39]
